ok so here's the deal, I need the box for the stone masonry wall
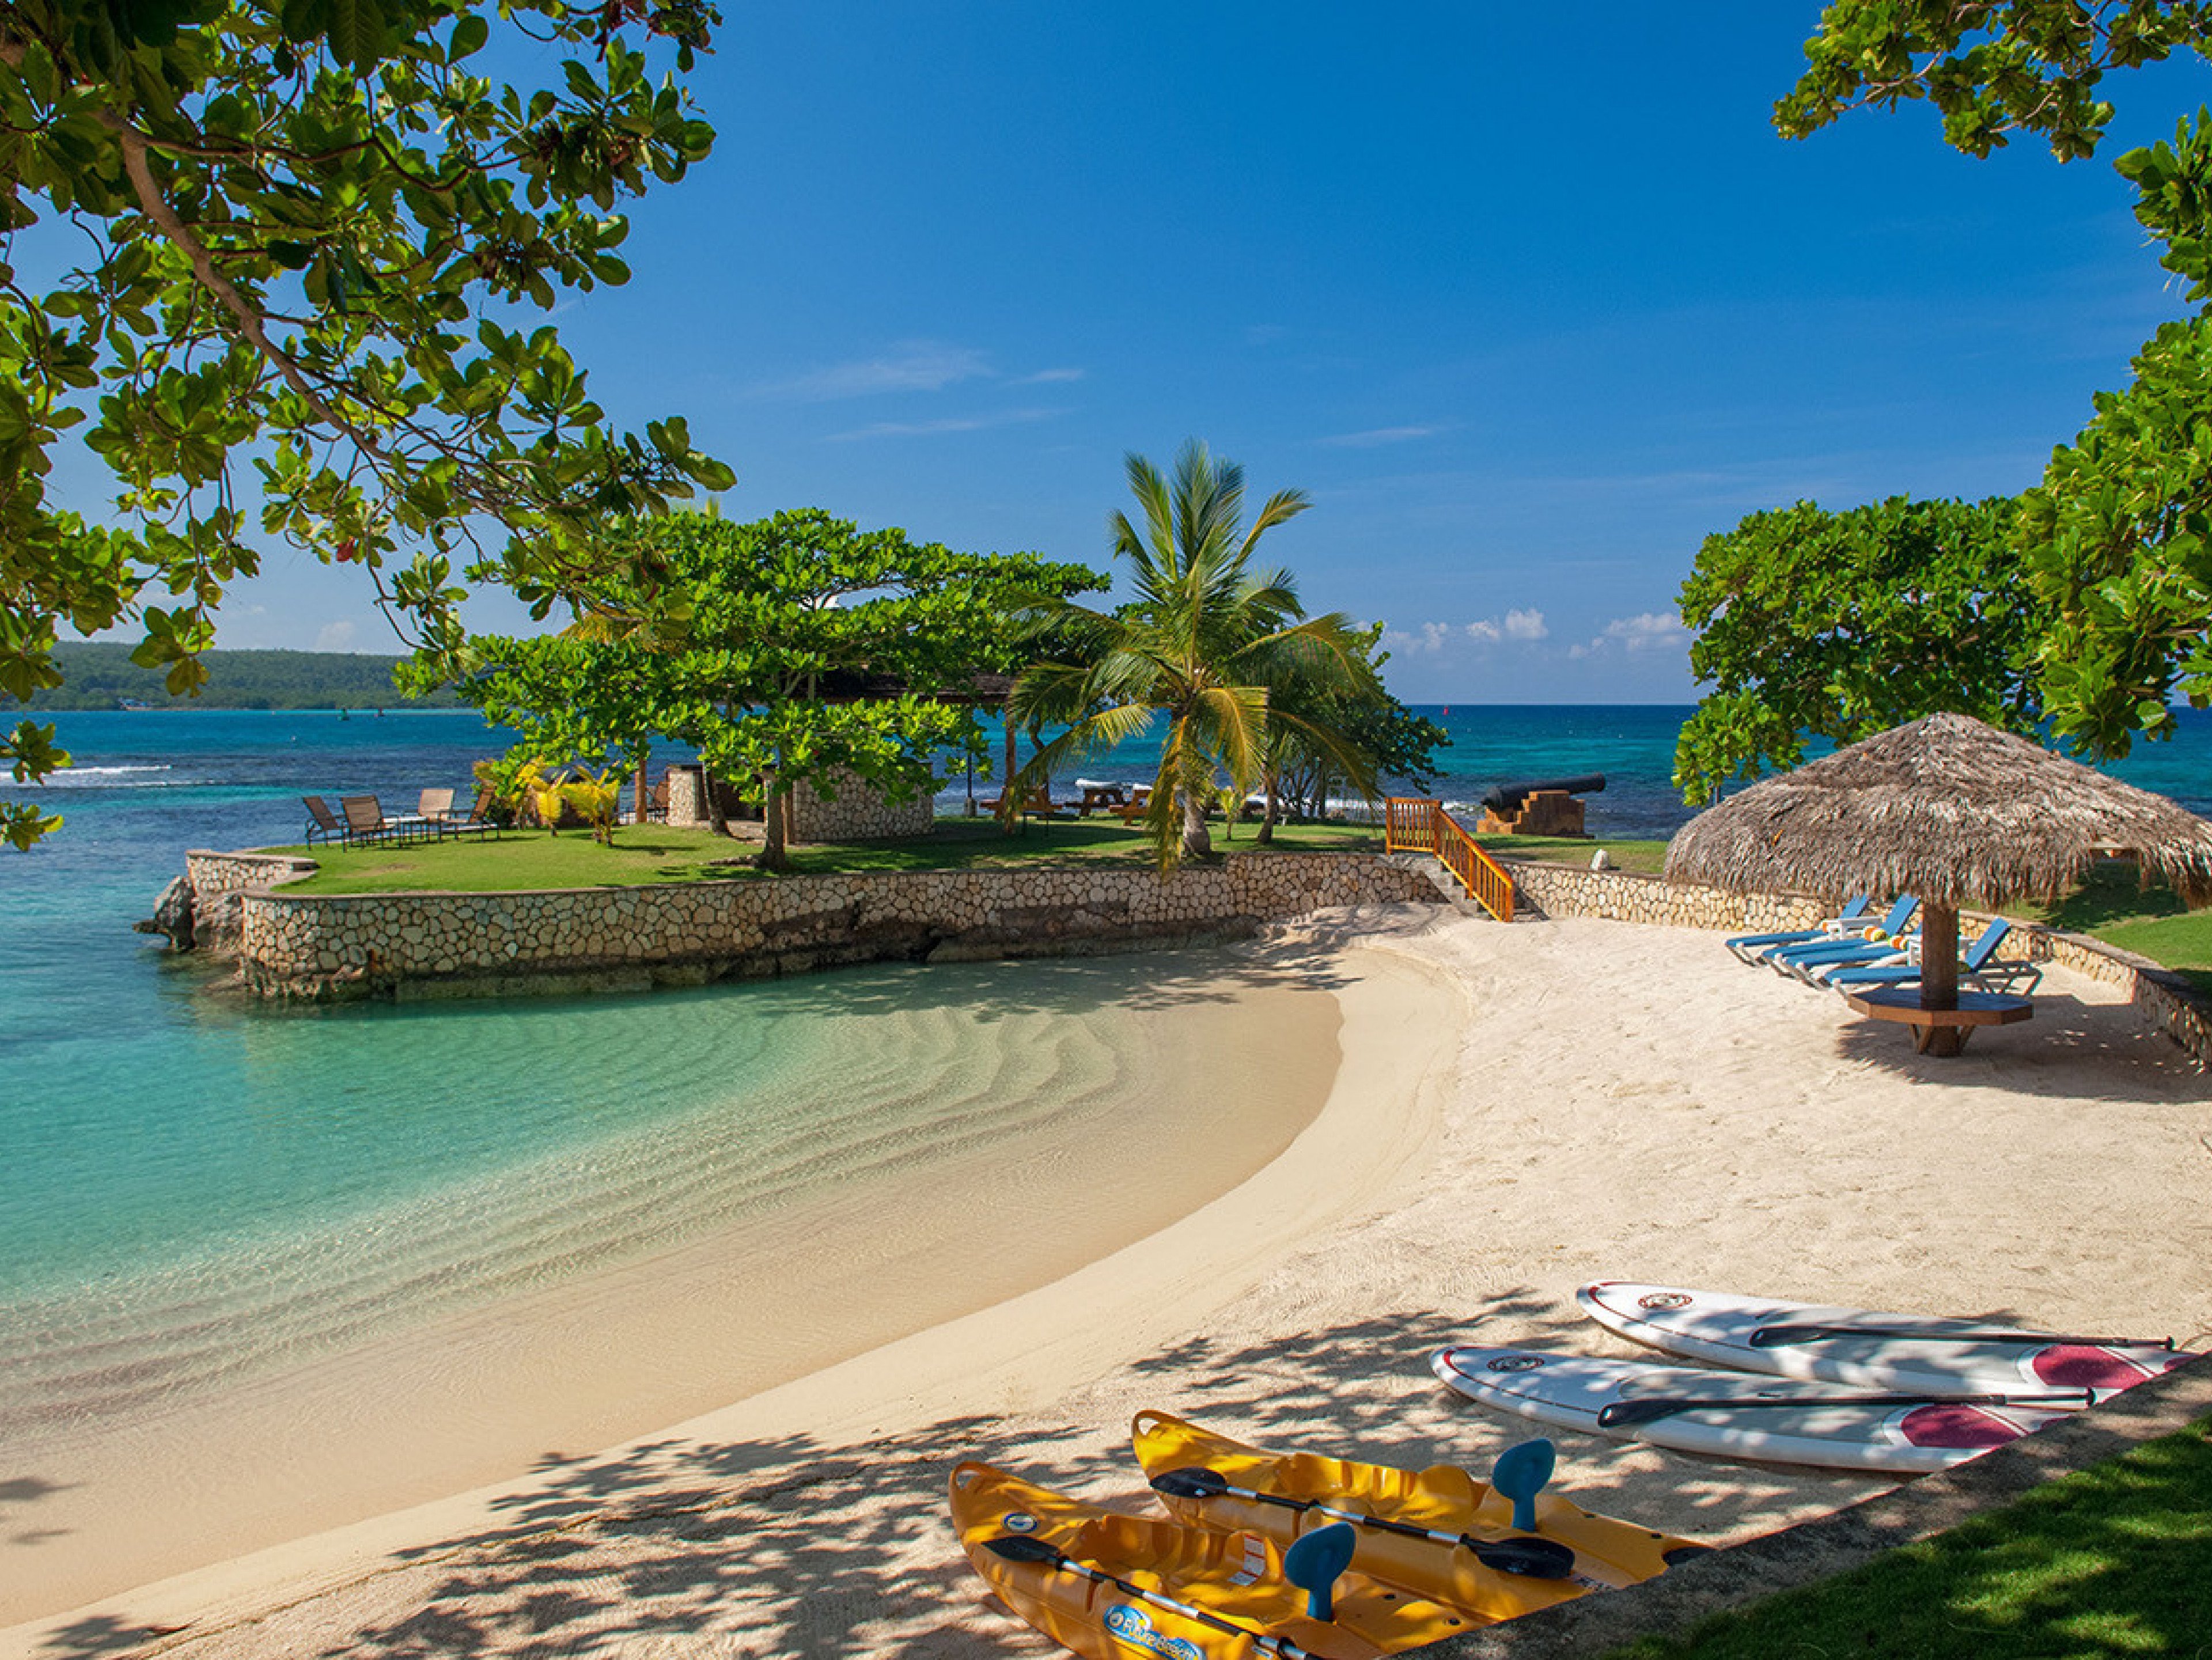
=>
[785,766,937,843]
[1500,858,2212,1064]
[662,764,935,843]
[236,852,1443,1001]
[185,849,321,897]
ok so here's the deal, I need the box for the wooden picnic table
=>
[1073,783,1128,816]
[1844,987,2035,1056]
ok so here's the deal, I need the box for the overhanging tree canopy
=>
[1774,2,2212,759]
[0,0,733,848]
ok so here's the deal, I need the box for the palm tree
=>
[1010,439,1381,866]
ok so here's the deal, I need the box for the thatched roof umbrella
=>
[1666,712,2212,1053]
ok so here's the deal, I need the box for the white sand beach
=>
[8,906,2210,1659]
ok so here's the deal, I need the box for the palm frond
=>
[1190,683,1270,793]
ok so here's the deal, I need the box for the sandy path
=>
[10,908,2208,1659]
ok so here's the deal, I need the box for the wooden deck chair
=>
[302,795,348,847]
[339,794,421,846]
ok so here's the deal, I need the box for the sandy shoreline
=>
[9,907,2210,1658]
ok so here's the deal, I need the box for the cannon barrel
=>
[1480,774,1607,816]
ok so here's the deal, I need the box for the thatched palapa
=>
[1665,712,2212,908]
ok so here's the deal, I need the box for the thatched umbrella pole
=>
[1919,901,1958,1012]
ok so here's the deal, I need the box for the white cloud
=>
[1317,425,1441,449]
[1574,612,1691,658]
[827,407,1060,441]
[1381,609,1548,654]
[1010,367,1085,385]
[765,340,994,401]
[314,620,357,652]
[1502,608,1548,641]
[1604,612,1691,650]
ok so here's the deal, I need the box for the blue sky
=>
[171,3,2210,700]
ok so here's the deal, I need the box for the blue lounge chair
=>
[1768,896,1920,979]
[1726,895,1874,965]
[1824,918,2043,996]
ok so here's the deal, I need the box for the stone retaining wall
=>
[1499,858,2212,1063]
[235,852,1444,1001]
[185,848,321,897]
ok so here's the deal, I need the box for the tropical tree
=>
[1264,624,1448,830]
[1,0,732,848]
[429,510,1103,871]
[1673,497,2050,804]
[1774,2,2212,756]
[1009,441,1381,866]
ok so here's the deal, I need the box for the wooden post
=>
[1919,900,1962,1056]
[634,745,649,825]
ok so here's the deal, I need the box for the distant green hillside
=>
[27,645,463,711]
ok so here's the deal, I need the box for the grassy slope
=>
[1604,1419,2212,1660]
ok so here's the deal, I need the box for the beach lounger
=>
[1725,895,1875,964]
[1768,896,1920,979]
[1824,919,2043,996]
[302,795,349,848]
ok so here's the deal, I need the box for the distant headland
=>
[25,645,463,712]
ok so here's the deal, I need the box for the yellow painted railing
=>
[1384,797,1515,923]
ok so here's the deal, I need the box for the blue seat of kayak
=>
[1726,895,1874,964]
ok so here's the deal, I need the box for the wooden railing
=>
[1384,797,1515,923]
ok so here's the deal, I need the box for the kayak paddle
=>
[1596,1387,2093,1429]
[1148,1466,1577,1579]
[1748,1322,2175,1351]
[983,1534,1322,1659]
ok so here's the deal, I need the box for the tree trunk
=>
[634,744,649,825]
[758,767,792,871]
[702,765,730,837]
[1179,787,1213,859]
[1001,712,1020,835]
[1257,772,1279,846]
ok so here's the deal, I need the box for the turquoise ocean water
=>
[5,704,2209,1437]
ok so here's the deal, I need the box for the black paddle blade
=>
[984,1534,1065,1566]
[1473,1536,1576,1580]
[1150,1466,1231,1499]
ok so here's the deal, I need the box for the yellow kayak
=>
[949,1460,1487,1659]
[1131,1411,1710,1621]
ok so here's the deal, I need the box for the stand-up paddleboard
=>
[950,1460,1480,1659]
[1131,1411,1709,1619]
[1430,1345,2091,1472]
[1577,1282,2196,1401]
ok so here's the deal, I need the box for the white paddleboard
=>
[1430,1344,2088,1473]
[1577,1282,2195,1402]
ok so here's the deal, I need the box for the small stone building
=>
[664,764,935,843]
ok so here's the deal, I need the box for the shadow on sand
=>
[28,1294,1893,1660]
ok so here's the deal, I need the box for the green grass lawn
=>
[1603,1417,2212,1660]
[1478,833,1672,875]
[271,814,1391,895]
[1994,858,2212,992]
